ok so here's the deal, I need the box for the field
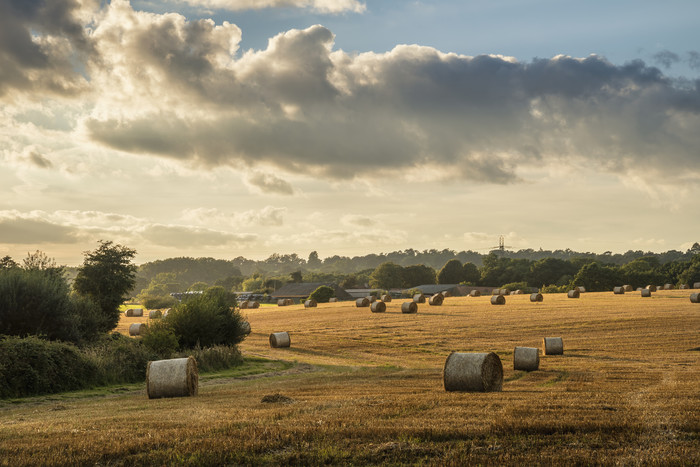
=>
[2,291,699,465]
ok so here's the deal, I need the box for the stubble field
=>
[1,291,698,465]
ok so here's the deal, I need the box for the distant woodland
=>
[127,245,700,297]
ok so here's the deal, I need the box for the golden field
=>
[1,290,699,465]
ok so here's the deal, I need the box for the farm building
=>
[271,283,353,302]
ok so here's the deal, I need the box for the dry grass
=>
[2,291,699,465]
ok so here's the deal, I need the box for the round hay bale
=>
[146,356,198,399]
[329,297,338,303]
[680,284,689,290]
[304,299,317,308]
[241,321,251,334]
[567,289,580,299]
[690,293,700,304]
[513,346,540,371]
[370,301,386,313]
[636,287,643,291]
[269,331,291,348]
[413,293,426,303]
[126,308,143,317]
[355,297,370,307]
[613,286,625,294]
[443,352,503,392]
[623,285,633,292]
[240,300,249,309]
[129,323,146,336]
[664,283,674,290]
[401,301,417,314]
[249,301,260,309]
[285,298,295,306]
[469,290,481,297]
[530,293,543,302]
[646,285,657,292]
[277,299,288,307]
[380,294,392,302]
[490,295,505,305]
[366,295,377,303]
[542,337,564,355]
[641,288,652,297]
[501,288,510,296]
[694,282,700,289]
[576,286,586,293]
[492,289,501,296]
[441,290,452,298]
[514,290,523,295]
[148,310,162,319]
[428,294,443,306]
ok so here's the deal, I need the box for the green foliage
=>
[369,262,405,289]
[136,257,243,294]
[0,336,98,398]
[139,272,186,297]
[140,294,178,310]
[0,267,80,343]
[290,270,303,283]
[179,345,243,373]
[528,258,578,288]
[242,277,264,292]
[83,333,158,385]
[403,264,436,287]
[165,286,247,349]
[540,284,569,293]
[572,262,621,292]
[678,254,700,286]
[141,321,179,358]
[73,241,137,334]
[500,282,532,293]
[0,255,18,269]
[309,285,335,303]
[437,259,465,284]
[188,281,209,291]
[462,262,480,284]
[480,253,532,286]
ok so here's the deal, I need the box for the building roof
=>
[271,282,354,301]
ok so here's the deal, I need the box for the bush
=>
[141,321,179,358]
[165,286,248,349]
[140,294,178,310]
[540,284,569,293]
[0,336,98,398]
[0,268,80,343]
[178,345,243,373]
[501,282,532,293]
[309,285,335,303]
[83,333,158,385]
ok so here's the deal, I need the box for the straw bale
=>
[240,300,249,309]
[380,294,392,302]
[664,283,674,290]
[530,293,543,302]
[680,284,689,289]
[443,352,503,392]
[492,289,501,295]
[269,331,291,348]
[366,295,377,303]
[129,323,146,336]
[329,298,338,303]
[148,310,162,319]
[355,297,370,307]
[567,289,580,299]
[277,299,288,307]
[543,337,564,355]
[146,356,198,399]
[413,293,426,303]
[576,286,586,293]
[126,308,143,317]
[613,286,625,294]
[249,301,260,309]
[490,295,505,305]
[513,346,540,371]
[646,285,657,292]
[469,290,481,297]
[441,290,452,297]
[623,285,633,292]
[501,288,510,295]
[304,299,317,308]
[694,282,700,289]
[641,288,652,297]
[401,302,418,314]
[370,301,386,313]
[428,294,444,306]
[690,293,700,304]
[241,321,251,334]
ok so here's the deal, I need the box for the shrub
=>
[0,336,98,398]
[141,321,179,358]
[140,294,178,310]
[83,333,158,385]
[540,284,569,293]
[178,345,243,373]
[165,286,248,349]
[309,285,335,303]
[501,282,532,293]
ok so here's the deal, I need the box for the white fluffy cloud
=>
[176,0,366,14]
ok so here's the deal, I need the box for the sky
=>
[1,0,699,266]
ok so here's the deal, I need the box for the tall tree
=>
[73,241,137,333]
[437,259,465,284]
[369,262,405,289]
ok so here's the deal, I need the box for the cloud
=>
[27,151,53,169]
[245,172,295,195]
[652,50,680,69]
[0,0,95,98]
[0,211,80,244]
[176,0,366,14]
[341,214,375,227]
[80,6,700,187]
[181,206,286,227]
[140,224,257,247]
[688,51,700,70]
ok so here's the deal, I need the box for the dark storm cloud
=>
[0,0,94,97]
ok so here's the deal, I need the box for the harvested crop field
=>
[2,291,699,465]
